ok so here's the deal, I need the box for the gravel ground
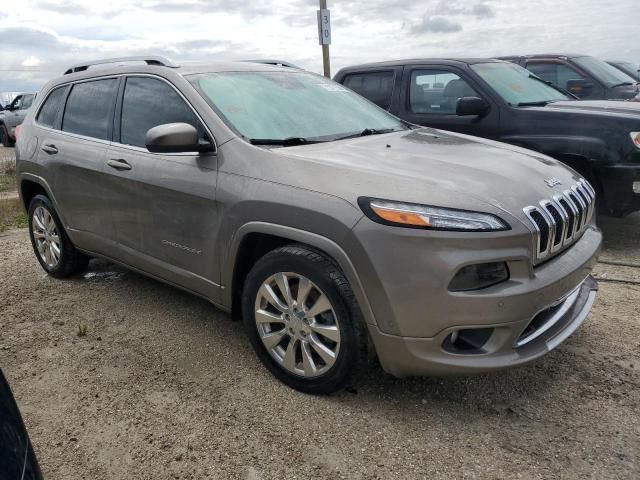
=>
[0,198,639,477]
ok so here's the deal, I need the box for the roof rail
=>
[64,56,179,75]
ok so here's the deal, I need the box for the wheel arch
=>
[224,222,377,330]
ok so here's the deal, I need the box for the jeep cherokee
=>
[16,57,601,394]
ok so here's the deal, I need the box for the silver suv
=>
[16,57,601,394]
[1,92,36,146]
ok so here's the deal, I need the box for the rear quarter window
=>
[342,71,394,109]
[62,79,119,140]
[36,87,67,128]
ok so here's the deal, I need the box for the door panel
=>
[105,145,219,295]
[106,75,220,296]
[400,66,500,138]
[37,130,115,253]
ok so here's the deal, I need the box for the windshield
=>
[472,62,570,105]
[573,56,637,86]
[191,71,405,142]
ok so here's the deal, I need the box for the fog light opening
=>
[448,262,510,292]
[443,328,494,354]
[633,181,640,195]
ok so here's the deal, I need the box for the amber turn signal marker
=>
[371,205,430,227]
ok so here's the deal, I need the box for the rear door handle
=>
[41,144,58,154]
[106,158,132,171]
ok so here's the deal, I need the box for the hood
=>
[546,100,640,115]
[277,128,583,221]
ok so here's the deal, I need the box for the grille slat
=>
[523,179,595,265]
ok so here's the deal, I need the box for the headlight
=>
[358,197,509,231]
[631,132,640,148]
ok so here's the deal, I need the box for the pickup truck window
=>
[472,62,570,106]
[194,71,405,142]
[572,56,637,87]
[526,63,585,90]
[342,71,394,109]
[409,70,477,114]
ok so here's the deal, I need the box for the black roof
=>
[337,58,505,71]
[497,54,587,60]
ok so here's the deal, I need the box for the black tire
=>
[27,194,89,278]
[242,245,367,394]
[0,124,12,147]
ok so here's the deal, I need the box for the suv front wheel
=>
[27,194,89,278]
[242,245,367,394]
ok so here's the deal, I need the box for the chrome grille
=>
[524,178,595,264]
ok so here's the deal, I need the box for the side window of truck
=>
[342,71,394,109]
[409,70,478,114]
[526,62,585,90]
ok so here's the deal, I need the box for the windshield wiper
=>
[611,81,634,88]
[516,101,552,107]
[333,128,397,141]
[249,137,325,147]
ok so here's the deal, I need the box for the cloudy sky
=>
[0,0,638,92]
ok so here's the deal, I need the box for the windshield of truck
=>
[191,71,406,143]
[573,56,638,87]
[472,62,571,106]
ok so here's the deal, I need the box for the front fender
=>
[221,221,378,329]
[499,134,609,162]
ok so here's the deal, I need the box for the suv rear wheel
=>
[242,245,366,394]
[28,194,89,278]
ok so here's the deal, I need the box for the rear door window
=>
[342,71,395,109]
[62,79,119,141]
[409,70,478,114]
[37,87,67,128]
[120,76,204,148]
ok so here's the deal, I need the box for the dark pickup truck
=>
[498,54,639,101]
[334,58,640,216]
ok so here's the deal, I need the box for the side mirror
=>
[456,96,490,116]
[145,123,214,154]
[566,79,593,97]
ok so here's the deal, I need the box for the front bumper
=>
[370,275,597,377]
[347,214,602,378]
[599,164,640,213]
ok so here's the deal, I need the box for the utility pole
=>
[317,0,331,78]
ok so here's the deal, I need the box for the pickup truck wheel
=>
[28,194,89,278]
[0,124,12,147]
[242,245,366,394]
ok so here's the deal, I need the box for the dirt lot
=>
[1,146,639,479]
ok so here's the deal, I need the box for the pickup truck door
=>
[397,65,500,139]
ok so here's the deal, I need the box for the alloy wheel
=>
[254,272,341,378]
[32,206,61,269]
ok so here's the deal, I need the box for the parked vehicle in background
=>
[498,54,639,100]
[606,60,640,82]
[16,56,601,394]
[0,93,36,146]
[0,370,43,480]
[335,58,640,216]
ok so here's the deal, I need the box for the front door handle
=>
[106,158,132,171]
[41,144,58,154]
